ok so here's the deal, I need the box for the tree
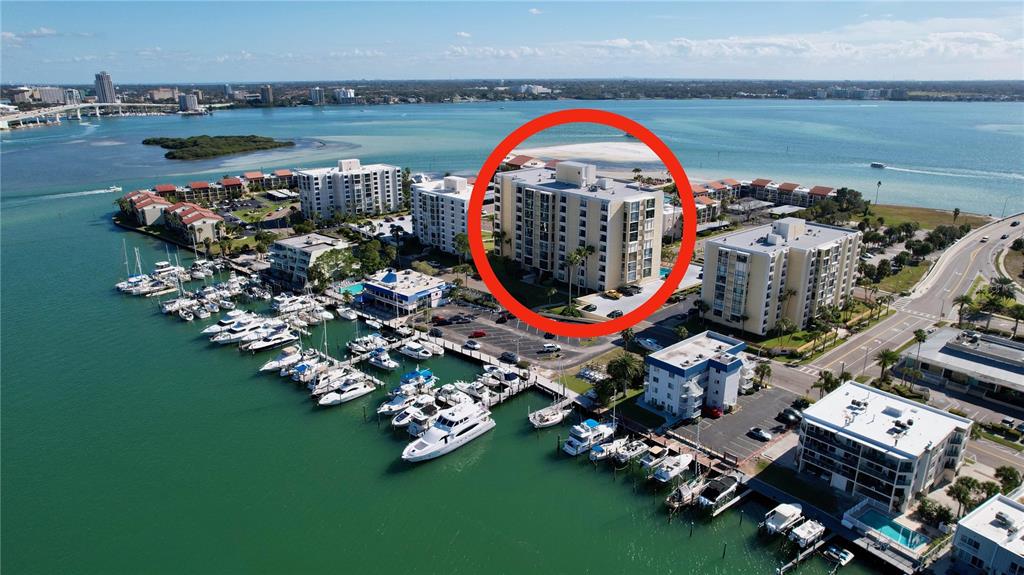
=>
[996,466,1022,494]
[981,295,1006,330]
[693,299,710,325]
[874,348,900,380]
[607,352,644,392]
[592,377,617,407]
[947,476,980,517]
[306,248,356,292]
[1009,304,1024,338]
[979,481,1002,505]
[619,328,636,348]
[990,277,1016,301]
[217,238,232,256]
[453,232,471,264]
[674,325,689,341]
[563,250,583,308]
[812,370,840,398]
[202,236,213,256]
[953,294,973,326]
[754,362,772,388]
[953,207,960,223]
[910,329,928,391]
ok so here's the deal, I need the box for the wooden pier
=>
[778,533,836,574]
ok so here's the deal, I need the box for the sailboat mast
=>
[122,238,130,278]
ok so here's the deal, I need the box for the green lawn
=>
[871,204,989,230]
[1005,248,1024,284]
[978,432,1024,452]
[232,198,297,223]
[754,463,842,515]
[877,261,932,294]
[487,255,568,309]
[613,394,665,429]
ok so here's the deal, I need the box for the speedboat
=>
[367,349,400,371]
[590,438,627,462]
[454,380,498,405]
[637,337,663,352]
[194,307,211,320]
[408,403,442,437]
[434,384,472,408]
[201,310,251,334]
[289,360,323,383]
[823,545,854,566]
[160,297,191,314]
[219,300,236,310]
[391,395,436,428]
[178,308,195,322]
[377,393,417,416]
[652,453,693,483]
[259,346,303,372]
[347,333,388,354]
[398,341,432,360]
[391,369,438,396]
[639,446,668,471]
[318,377,375,406]
[761,503,803,535]
[393,325,414,338]
[614,439,650,464]
[528,404,572,429]
[401,402,496,462]
[243,330,298,352]
[337,307,358,320]
[365,319,382,329]
[562,419,616,456]
[870,161,885,169]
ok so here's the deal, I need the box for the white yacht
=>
[788,519,826,548]
[347,333,388,354]
[528,404,572,429]
[614,439,650,465]
[652,453,693,483]
[194,307,211,320]
[365,319,383,329]
[401,402,496,462]
[407,403,442,437]
[696,476,739,509]
[434,384,473,408]
[367,349,400,371]
[637,337,663,352]
[393,325,415,338]
[391,395,436,428]
[337,307,358,321]
[318,377,375,406]
[640,446,668,471]
[398,341,433,360]
[289,360,324,384]
[562,419,616,456]
[210,318,262,344]
[259,346,303,372]
[178,308,195,322]
[761,503,803,535]
[454,380,498,405]
[377,393,417,416]
[201,310,252,334]
[589,438,628,462]
[243,330,299,352]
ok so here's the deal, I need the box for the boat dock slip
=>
[338,335,414,367]
[309,349,386,388]
[711,487,752,518]
[777,533,836,574]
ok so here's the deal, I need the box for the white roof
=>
[365,268,446,297]
[802,382,972,459]
[959,492,1024,556]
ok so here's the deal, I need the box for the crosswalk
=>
[891,297,940,321]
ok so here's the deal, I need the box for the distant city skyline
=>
[2,1,1022,83]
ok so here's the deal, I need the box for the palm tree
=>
[754,362,772,388]
[619,328,636,349]
[563,250,583,309]
[953,207,961,223]
[674,325,689,340]
[911,328,928,392]
[812,370,838,398]
[607,352,643,394]
[1009,304,1024,338]
[989,277,1016,301]
[981,295,1006,330]
[875,348,900,381]
[202,236,213,256]
[953,294,973,326]
[693,300,710,325]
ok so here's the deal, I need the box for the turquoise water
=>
[860,509,930,549]
[342,283,365,295]
[4,98,1014,574]
[661,266,672,279]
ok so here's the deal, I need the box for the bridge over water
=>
[0,102,181,130]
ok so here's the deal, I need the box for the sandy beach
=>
[514,141,661,164]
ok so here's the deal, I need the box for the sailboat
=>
[527,356,573,428]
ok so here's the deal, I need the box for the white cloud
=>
[445,44,549,60]
[455,31,471,38]
[528,8,542,15]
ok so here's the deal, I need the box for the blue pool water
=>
[860,509,930,549]
[660,267,671,279]
[342,283,365,295]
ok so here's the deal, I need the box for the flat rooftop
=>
[273,233,346,253]
[915,328,1024,392]
[501,166,658,202]
[803,382,972,459]
[959,492,1024,556]
[647,330,745,369]
[365,268,447,297]
[710,218,858,254]
[412,178,473,202]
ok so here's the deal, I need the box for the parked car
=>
[777,410,800,426]
[464,340,482,350]
[428,328,443,337]
[499,351,520,364]
[1012,220,1020,227]
[470,330,487,338]
[581,304,598,312]
[782,407,803,421]
[1001,417,1016,427]
[544,332,556,339]
[607,309,624,318]
[450,315,471,324]
[749,427,773,442]
[603,290,622,300]
[540,343,561,354]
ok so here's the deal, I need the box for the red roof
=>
[544,159,561,168]
[751,178,773,187]
[507,155,534,167]
[220,177,242,186]
[695,195,718,206]
[243,171,264,180]
[181,209,222,225]
[188,181,210,190]
[706,181,728,191]
[809,186,835,197]
[719,178,740,186]
[778,182,800,192]
[134,195,171,209]
[168,201,203,213]
[153,184,177,193]
[273,169,292,177]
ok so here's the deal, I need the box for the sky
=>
[2,1,1022,84]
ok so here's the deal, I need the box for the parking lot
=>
[425,304,591,364]
[672,385,798,462]
[576,263,703,318]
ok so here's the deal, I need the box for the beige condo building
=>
[701,218,861,336]
[494,162,662,292]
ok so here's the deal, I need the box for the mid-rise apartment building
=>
[642,330,753,420]
[93,71,117,103]
[266,233,347,290]
[298,159,402,220]
[797,382,972,513]
[411,176,471,254]
[953,490,1024,575]
[701,218,861,336]
[494,162,662,292]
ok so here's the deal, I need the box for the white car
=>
[749,427,773,442]
[463,340,482,350]
[540,343,561,353]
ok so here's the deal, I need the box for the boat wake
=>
[2,187,121,208]
[882,165,1024,181]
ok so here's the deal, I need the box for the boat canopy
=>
[583,418,599,428]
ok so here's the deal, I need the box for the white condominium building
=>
[267,233,347,290]
[797,382,971,513]
[411,176,471,254]
[701,218,861,336]
[953,490,1024,575]
[298,159,403,220]
[494,162,663,292]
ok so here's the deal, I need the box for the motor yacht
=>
[614,439,650,465]
[347,333,388,354]
[243,330,298,352]
[194,307,211,320]
[318,377,375,406]
[761,503,803,535]
[201,310,252,334]
[528,404,572,429]
[788,519,826,548]
[400,402,496,462]
[589,438,627,462]
[640,446,668,471]
[652,453,693,483]
[178,308,195,322]
[391,395,436,428]
[367,349,400,371]
[377,393,417,417]
[337,307,358,321]
[210,318,262,344]
[434,384,473,407]
[407,403,442,437]
[365,319,382,329]
[398,341,433,360]
[259,346,303,372]
[562,419,616,456]
[696,475,738,509]
[454,380,498,405]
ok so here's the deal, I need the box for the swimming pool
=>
[660,267,671,279]
[860,509,930,549]
[341,283,365,295]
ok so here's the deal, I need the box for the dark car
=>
[544,332,556,339]
[470,330,487,338]
[782,407,803,421]
[581,304,598,312]
[1012,221,1020,227]
[607,310,624,318]
[777,411,800,426]
[495,316,508,324]
[431,315,447,323]
[450,315,471,324]
[428,328,443,337]
[499,351,520,364]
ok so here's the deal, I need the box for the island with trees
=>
[142,135,294,160]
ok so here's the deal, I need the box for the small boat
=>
[398,341,433,360]
[365,319,382,329]
[260,346,303,372]
[337,307,358,321]
[178,308,195,322]
[393,325,414,338]
[401,402,496,462]
[377,393,417,416]
[454,380,498,404]
[434,384,472,407]
[652,453,693,483]
[219,300,236,310]
[408,403,442,437]
[870,162,885,169]
[613,439,649,464]
[243,330,298,352]
[392,395,436,428]
[367,349,400,371]
[562,419,616,456]
[194,307,211,319]
[637,337,663,352]
[696,475,739,509]
[823,544,854,566]
[589,438,627,462]
[108,185,123,193]
[665,480,703,510]
[761,503,803,535]
[639,446,668,471]
[788,519,826,548]
[318,377,375,406]
[528,404,572,429]
[420,340,444,356]
[347,333,388,354]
